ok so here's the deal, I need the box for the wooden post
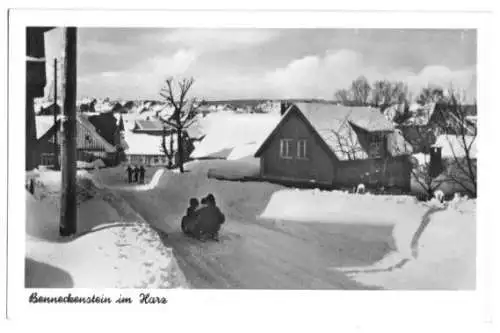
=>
[53,57,59,170]
[59,27,77,237]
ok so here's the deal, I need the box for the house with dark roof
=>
[37,114,119,167]
[398,102,477,153]
[254,103,413,190]
[87,111,121,146]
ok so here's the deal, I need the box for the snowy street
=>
[25,159,475,289]
[108,160,475,290]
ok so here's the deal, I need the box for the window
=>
[40,153,54,166]
[280,139,293,159]
[369,133,384,158]
[297,139,308,159]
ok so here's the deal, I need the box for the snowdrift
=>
[349,203,476,290]
[26,184,187,288]
[259,188,424,226]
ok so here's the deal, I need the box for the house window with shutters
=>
[368,133,385,159]
[280,139,293,159]
[297,139,308,159]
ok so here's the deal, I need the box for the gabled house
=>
[254,103,413,190]
[37,114,118,167]
[87,111,122,147]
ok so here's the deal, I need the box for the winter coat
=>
[193,205,225,235]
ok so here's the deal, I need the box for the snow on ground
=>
[260,188,424,226]
[259,188,428,259]
[192,112,280,160]
[25,170,188,288]
[258,187,475,289]
[93,168,165,192]
[347,202,476,289]
[115,159,474,289]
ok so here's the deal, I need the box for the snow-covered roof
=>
[36,115,116,153]
[191,113,280,159]
[434,135,477,159]
[134,119,164,132]
[403,103,437,126]
[35,115,60,139]
[124,131,177,156]
[256,103,404,161]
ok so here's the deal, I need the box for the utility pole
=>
[59,27,77,237]
[53,58,59,170]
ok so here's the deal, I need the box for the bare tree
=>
[416,85,445,105]
[159,77,201,173]
[441,91,477,197]
[372,80,409,110]
[335,76,371,106]
[160,126,175,169]
[350,76,371,106]
[334,88,351,105]
[326,116,389,189]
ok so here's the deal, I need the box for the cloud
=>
[77,49,198,99]
[145,49,198,76]
[79,40,133,56]
[260,49,477,100]
[163,29,280,52]
[76,47,476,101]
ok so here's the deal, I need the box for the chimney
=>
[429,146,443,178]
[280,101,290,116]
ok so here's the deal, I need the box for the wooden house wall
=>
[37,121,116,166]
[335,155,411,191]
[260,111,336,184]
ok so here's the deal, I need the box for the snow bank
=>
[347,202,476,289]
[26,191,187,288]
[259,188,424,226]
[192,113,280,159]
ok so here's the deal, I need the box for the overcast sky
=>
[44,28,477,101]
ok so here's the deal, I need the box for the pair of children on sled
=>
[181,194,225,241]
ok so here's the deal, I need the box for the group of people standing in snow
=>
[181,193,226,242]
[126,164,146,184]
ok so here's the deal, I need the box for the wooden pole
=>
[53,58,59,170]
[59,27,77,237]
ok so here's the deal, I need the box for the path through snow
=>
[93,169,165,191]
